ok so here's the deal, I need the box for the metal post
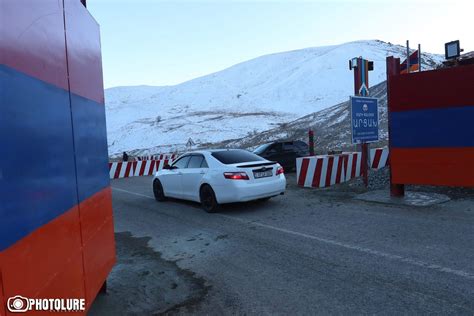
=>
[308,130,315,156]
[353,57,370,187]
[361,59,369,188]
[406,40,410,74]
[418,43,421,72]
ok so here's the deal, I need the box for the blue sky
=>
[88,0,473,88]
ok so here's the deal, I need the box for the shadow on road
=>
[89,232,210,315]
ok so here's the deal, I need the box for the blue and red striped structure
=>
[387,57,474,187]
[0,0,115,314]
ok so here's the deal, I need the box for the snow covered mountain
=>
[105,40,443,157]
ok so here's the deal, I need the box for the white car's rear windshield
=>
[212,150,265,164]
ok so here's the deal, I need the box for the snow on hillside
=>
[216,80,389,153]
[105,40,443,157]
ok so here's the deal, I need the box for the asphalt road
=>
[92,174,474,315]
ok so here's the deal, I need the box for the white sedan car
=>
[153,149,286,212]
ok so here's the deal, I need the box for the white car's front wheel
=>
[200,184,219,213]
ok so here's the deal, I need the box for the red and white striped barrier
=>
[132,160,158,176]
[370,147,389,170]
[135,153,177,161]
[110,157,177,179]
[132,159,173,177]
[297,155,347,188]
[296,147,389,188]
[109,161,135,179]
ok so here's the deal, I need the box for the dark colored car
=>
[253,141,309,171]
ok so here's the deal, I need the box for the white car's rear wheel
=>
[200,185,219,213]
[153,179,166,202]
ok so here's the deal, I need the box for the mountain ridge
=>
[105,40,443,157]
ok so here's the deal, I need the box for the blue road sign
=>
[350,96,379,144]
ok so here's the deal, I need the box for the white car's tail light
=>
[276,166,284,175]
[223,172,249,180]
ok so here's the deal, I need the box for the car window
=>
[172,156,191,169]
[200,158,209,168]
[269,143,282,153]
[211,150,265,164]
[187,155,204,168]
[294,141,309,151]
[254,143,272,155]
[283,142,294,151]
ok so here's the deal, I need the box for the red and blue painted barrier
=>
[1,1,114,314]
[387,58,474,187]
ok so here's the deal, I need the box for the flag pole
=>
[418,43,421,72]
[406,40,410,74]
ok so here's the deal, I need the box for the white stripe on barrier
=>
[304,157,317,187]
[319,157,329,187]
[145,160,154,175]
[109,163,118,179]
[370,147,389,170]
[296,158,303,184]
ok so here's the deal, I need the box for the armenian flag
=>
[400,50,420,74]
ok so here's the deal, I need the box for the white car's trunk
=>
[228,161,280,182]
